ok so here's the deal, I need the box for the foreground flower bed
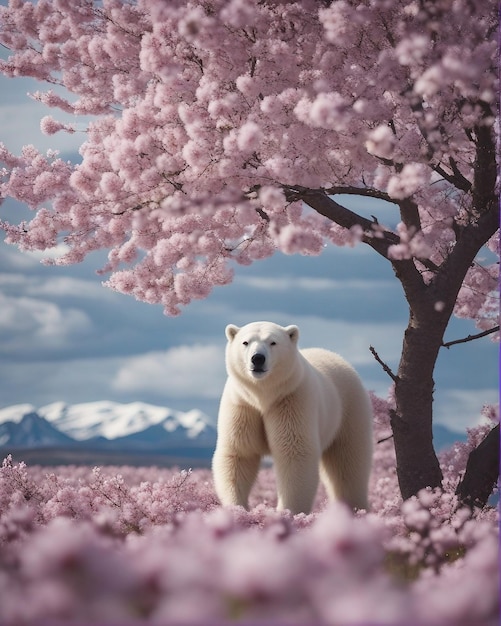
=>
[0,398,498,625]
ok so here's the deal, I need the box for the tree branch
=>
[433,202,499,315]
[442,325,499,348]
[284,186,399,258]
[398,197,422,233]
[472,109,497,215]
[288,185,428,303]
[377,433,394,444]
[321,185,396,204]
[369,345,399,382]
[432,162,472,193]
[449,157,472,192]
[456,423,500,509]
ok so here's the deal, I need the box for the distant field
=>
[2,446,213,469]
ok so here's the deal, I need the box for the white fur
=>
[212,321,373,514]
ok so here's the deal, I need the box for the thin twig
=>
[369,345,399,382]
[377,434,394,444]
[442,325,499,349]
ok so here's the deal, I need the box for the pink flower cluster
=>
[0,395,497,624]
[0,0,497,320]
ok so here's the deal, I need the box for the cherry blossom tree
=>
[0,0,498,499]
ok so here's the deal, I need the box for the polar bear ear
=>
[285,325,299,343]
[225,324,240,341]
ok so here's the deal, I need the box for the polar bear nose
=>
[251,353,266,369]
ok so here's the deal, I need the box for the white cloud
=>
[0,241,70,271]
[112,344,226,399]
[24,244,71,261]
[0,70,88,156]
[0,101,83,155]
[0,246,39,271]
[240,276,391,292]
[0,292,93,349]
[0,356,125,410]
[292,315,403,366]
[0,273,109,301]
[25,276,111,300]
[434,388,499,433]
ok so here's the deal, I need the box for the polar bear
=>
[212,321,373,515]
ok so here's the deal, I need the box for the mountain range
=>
[0,400,465,468]
[0,401,217,467]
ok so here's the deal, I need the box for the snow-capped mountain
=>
[0,401,217,451]
[38,401,214,443]
[0,411,75,448]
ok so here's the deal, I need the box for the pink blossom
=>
[415,65,446,97]
[99,171,122,196]
[387,163,430,200]
[388,222,433,260]
[365,125,395,159]
[295,92,350,131]
[275,223,324,255]
[395,34,432,66]
[31,90,76,114]
[40,115,75,136]
[319,2,356,45]
[180,140,210,170]
[258,185,286,212]
[237,121,262,153]
[219,0,258,29]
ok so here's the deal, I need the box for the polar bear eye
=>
[270,341,276,346]
[242,341,249,346]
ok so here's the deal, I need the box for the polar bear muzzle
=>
[251,352,266,373]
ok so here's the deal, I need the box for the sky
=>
[0,71,498,434]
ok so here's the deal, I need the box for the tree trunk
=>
[391,315,445,499]
[456,423,500,509]
[388,198,498,500]
[299,151,498,501]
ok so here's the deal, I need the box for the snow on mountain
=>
[0,404,37,424]
[0,401,216,449]
[37,401,214,442]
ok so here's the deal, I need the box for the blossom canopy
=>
[0,0,498,316]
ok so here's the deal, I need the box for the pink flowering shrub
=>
[0,395,498,625]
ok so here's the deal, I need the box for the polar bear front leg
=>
[212,449,260,509]
[265,406,320,515]
[213,398,266,509]
[273,454,319,515]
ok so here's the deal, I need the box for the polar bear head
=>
[225,321,299,383]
